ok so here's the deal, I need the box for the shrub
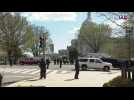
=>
[103,76,134,87]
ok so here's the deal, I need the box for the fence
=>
[121,67,134,81]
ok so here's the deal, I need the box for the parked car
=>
[19,57,40,65]
[78,57,113,71]
[101,57,122,68]
[101,57,134,68]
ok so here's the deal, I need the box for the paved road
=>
[6,70,121,87]
[0,63,120,86]
[0,63,74,86]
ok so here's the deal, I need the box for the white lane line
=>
[46,70,53,74]
[29,69,52,75]
[29,70,40,75]
[4,68,14,72]
[60,71,68,74]
[21,69,37,74]
[0,68,4,71]
[12,69,28,74]
[48,70,58,75]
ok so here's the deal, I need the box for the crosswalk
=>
[0,67,73,75]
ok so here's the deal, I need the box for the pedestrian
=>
[57,58,59,65]
[59,58,62,69]
[54,59,56,65]
[9,56,13,67]
[39,58,46,79]
[74,58,80,79]
[0,73,3,87]
[46,59,50,69]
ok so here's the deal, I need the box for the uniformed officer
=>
[74,58,80,79]
[59,58,62,69]
[0,73,3,87]
[46,59,50,69]
[39,58,46,79]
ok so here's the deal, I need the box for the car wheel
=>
[20,63,24,65]
[103,66,110,71]
[82,65,87,71]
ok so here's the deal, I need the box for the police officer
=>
[9,56,13,67]
[46,59,50,69]
[39,58,46,79]
[59,58,62,69]
[54,58,56,65]
[57,58,59,65]
[0,73,3,87]
[74,58,80,79]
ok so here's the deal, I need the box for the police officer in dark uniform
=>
[54,58,56,65]
[39,58,46,79]
[0,73,3,87]
[57,58,59,65]
[59,58,62,69]
[74,58,80,79]
[46,59,50,69]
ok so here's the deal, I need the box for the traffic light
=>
[39,37,44,48]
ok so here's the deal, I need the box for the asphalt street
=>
[0,63,75,86]
[0,63,120,86]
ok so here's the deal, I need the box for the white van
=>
[78,57,113,71]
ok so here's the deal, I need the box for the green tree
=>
[23,25,50,57]
[99,12,134,59]
[0,13,30,64]
[79,22,111,53]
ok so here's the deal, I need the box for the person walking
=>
[46,59,50,69]
[74,58,80,79]
[39,58,46,79]
[59,58,62,69]
[57,58,59,65]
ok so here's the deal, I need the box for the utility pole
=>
[39,32,47,61]
[43,33,47,61]
[126,26,133,61]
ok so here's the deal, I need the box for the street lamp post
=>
[43,34,47,61]
[39,32,47,61]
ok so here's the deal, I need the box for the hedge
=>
[103,76,134,87]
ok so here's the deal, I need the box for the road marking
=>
[12,69,28,73]
[46,70,54,74]
[29,70,40,75]
[56,70,62,74]
[49,70,58,75]
[60,71,69,74]
[21,69,38,74]
[64,71,73,74]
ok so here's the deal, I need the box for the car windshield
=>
[79,59,88,62]
[95,59,102,63]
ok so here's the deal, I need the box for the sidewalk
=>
[6,70,121,87]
